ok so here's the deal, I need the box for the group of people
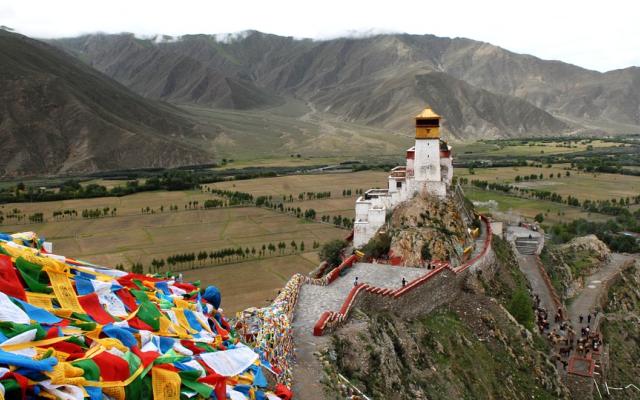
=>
[533,295,552,333]
[533,293,602,371]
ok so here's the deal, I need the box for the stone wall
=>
[315,216,495,335]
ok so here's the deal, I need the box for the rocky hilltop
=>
[541,235,611,299]
[385,194,469,265]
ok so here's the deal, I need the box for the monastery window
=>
[416,119,439,128]
[396,181,402,189]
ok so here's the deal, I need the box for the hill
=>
[0,30,213,177]
[51,31,640,137]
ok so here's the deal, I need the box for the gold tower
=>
[415,107,440,139]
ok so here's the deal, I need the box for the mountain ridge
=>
[50,30,640,137]
[0,30,214,177]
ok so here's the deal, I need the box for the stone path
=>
[567,253,635,331]
[290,218,489,398]
[517,254,556,314]
[291,263,427,398]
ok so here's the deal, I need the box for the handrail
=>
[312,216,494,336]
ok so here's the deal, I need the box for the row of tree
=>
[138,240,322,273]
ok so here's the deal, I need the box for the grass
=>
[463,187,608,224]
[417,310,557,400]
[458,164,640,201]
[456,139,624,157]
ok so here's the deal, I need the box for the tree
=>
[131,263,144,274]
[421,242,431,261]
[534,213,544,223]
[319,239,347,267]
[508,289,534,330]
[362,233,392,259]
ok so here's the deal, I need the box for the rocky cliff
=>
[541,235,611,299]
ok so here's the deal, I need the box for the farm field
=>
[0,189,214,219]
[1,165,635,312]
[457,165,640,201]
[182,253,318,314]
[0,205,347,314]
[456,139,625,157]
[457,164,570,181]
[464,187,610,224]
[206,170,388,198]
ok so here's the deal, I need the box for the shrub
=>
[508,289,534,330]
[362,233,392,259]
[319,239,347,267]
[421,242,431,261]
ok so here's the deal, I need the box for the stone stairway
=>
[515,237,539,255]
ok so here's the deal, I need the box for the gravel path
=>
[517,254,556,313]
[567,253,635,331]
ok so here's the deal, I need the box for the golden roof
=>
[415,107,440,119]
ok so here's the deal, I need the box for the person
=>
[402,277,406,287]
[354,277,359,286]
[177,272,183,282]
[579,314,583,324]
[587,313,592,324]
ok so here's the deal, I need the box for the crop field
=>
[456,139,625,157]
[464,187,610,224]
[457,165,640,201]
[205,170,388,198]
[182,254,317,314]
[1,161,635,312]
[0,190,215,219]
[0,199,346,313]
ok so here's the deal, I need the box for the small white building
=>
[353,108,454,248]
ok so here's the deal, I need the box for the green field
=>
[458,165,640,202]
[464,187,610,224]
[456,139,625,157]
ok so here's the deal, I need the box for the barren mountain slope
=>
[0,30,213,176]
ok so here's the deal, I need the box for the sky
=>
[1,0,638,72]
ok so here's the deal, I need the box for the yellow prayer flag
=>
[152,367,181,400]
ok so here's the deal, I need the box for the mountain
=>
[51,32,579,139]
[55,34,284,109]
[50,31,640,137]
[0,30,213,177]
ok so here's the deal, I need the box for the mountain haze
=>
[0,30,213,176]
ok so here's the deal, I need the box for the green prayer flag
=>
[15,257,52,294]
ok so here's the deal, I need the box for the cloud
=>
[1,0,638,72]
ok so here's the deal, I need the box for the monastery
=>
[353,108,454,248]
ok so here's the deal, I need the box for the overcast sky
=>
[1,0,638,72]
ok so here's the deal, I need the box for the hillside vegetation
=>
[321,235,569,399]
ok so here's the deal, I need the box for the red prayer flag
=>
[0,255,27,301]
[92,351,130,382]
[78,293,114,324]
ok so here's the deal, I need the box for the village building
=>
[353,108,454,248]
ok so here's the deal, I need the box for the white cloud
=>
[2,0,638,72]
